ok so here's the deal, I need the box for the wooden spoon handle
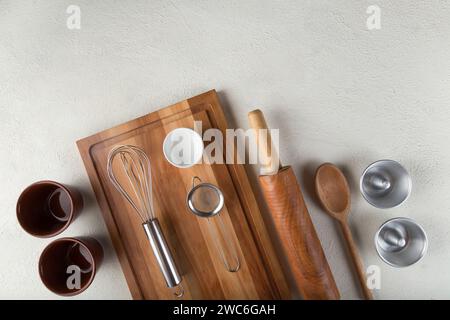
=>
[340,221,374,300]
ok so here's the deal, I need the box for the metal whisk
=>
[107,145,183,298]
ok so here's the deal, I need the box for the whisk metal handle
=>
[143,219,182,288]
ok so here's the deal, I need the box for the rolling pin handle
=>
[248,109,281,175]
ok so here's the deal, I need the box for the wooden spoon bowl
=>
[315,164,351,221]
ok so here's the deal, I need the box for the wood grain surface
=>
[77,90,290,299]
[259,166,340,300]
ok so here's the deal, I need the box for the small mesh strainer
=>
[186,177,240,272]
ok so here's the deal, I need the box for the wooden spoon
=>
[315,163,374,300]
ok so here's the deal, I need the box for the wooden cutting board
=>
[77,90,290,299]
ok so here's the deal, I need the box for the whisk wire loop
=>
[107,145,155,222]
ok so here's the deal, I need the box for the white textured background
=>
[1,1,450,299]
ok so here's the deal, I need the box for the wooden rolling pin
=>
[248,109,340,300]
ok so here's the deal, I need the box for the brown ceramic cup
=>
[38,237,103,296]
[16,181,83,238]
